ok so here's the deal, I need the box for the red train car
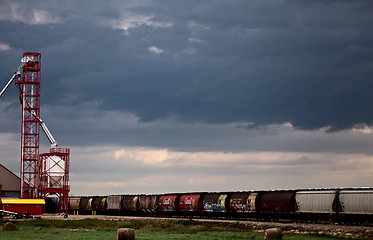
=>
[179,194,202,212]
[257,191,296,221]
[158,194,179,212]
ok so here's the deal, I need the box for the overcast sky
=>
[0,0,372,196]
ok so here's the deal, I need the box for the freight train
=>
[65,188,373,225]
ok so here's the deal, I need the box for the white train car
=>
[339,190,373,224]
[295,190,337,222]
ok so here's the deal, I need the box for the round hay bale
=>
[117,228,135,240]
[264,227,282,240]
[3,222,19,231]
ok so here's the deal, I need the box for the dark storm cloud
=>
[1,0,373,133]
[3,0,373,195]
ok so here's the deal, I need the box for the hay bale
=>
[117,228,135,240]
[3,222,19,231]
[264,227,282,240]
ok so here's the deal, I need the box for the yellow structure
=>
[0,199,45,205]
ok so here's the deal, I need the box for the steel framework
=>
[15,52,41,199]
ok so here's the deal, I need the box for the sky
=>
[0,0,373,196]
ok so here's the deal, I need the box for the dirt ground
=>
[41,214,373,239]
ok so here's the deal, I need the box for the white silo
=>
[46,155,65,188]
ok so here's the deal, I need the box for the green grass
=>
[0,228,341,240]
[0,226,115,240]
[0,218,353,240]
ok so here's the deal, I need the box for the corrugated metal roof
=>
[0,199,45,204]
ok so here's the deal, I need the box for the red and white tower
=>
[7,52,71,213]
[15,52,41,199]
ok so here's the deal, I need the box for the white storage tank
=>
[46,155,65,188]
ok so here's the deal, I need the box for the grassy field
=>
[0,218,354,240]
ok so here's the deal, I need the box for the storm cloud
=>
[1,0,373,131]
[1,0,372,194]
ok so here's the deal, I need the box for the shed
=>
[0,164,21,198]
[0,199,45,216]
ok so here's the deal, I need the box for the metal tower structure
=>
[15,52,42,199]
[1,52,70,214]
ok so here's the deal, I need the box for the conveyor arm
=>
[0,64,23,98]
[25,100,58,148]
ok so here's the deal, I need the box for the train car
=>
[257,191,296,221]
[138,195,158,215]
[122,195,139,214]
[295,190,338,222]
[338,190,373,224]
[80,197,94,213]
[107,195,123,214]
[69,197,81,214]
[69,197,81,211]
[178,193,204,217]
[158,194,180,216]
[203,193,230,218]
[92,197,107,214]
[229,192,257,219]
